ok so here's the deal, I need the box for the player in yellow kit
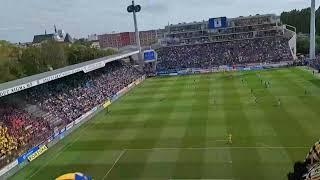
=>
[228,134,232,144]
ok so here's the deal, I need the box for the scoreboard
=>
[208,17,227,29]
[144,50,157,62]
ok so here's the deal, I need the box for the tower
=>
[310,0,316,60]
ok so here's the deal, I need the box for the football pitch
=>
[10,67,320,180]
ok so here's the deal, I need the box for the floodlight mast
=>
[127,0,143,67]
[310,0,316,60]
[132,1,142,55]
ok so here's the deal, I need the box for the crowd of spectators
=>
[0,60,142,169]
[0,103,51,168]
[0,125,17,158]
[144,62,157,77]
[24,60,142,125]
[307,56,320,70]
[157,37,293,72]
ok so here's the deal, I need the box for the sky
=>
[0,0,317,43]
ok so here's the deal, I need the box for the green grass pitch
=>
[10,67,320,180]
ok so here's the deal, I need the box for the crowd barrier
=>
[157,62,293,76]
[0,75,146,179]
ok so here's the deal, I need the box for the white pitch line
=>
[27,121,99,180]
[102,150,126,180]
[125,146,309,151]
[215,140,228,142]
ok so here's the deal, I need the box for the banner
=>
[116,87,128,96]
[75,116,83,125]
[83,62,105,73]
[0,81,37,97]
[128,82,134,89]
[0,160,18,176]
[91,107,98,112]
[111,95,119,102]
[47,136,54,143]
[66,122,74,131]
[169,73,178,76]
[74,106,97,125]
[54,131,60,139]
[27,145,48,162]
[18,146,40,164]
[60,127,66,134]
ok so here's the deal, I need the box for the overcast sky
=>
[0,0,317,43]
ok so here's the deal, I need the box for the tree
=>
[0,60,18,83]
[40,41,67,70]
[19,47,43,75]
[281,7,320,35]
[297,36,309,54]
[0,39,116,83]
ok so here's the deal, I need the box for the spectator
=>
[0,60,143,169]
[157,37,293,72]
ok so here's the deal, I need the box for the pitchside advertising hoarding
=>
[17,146,40,163]
[17,145,48,164]
[1,76,147,177]
[27,145,48,162]
[0,160,18,176]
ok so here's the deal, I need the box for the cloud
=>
[287,0,306,3]
[0,0,317,42]
[0,27,25,31]
[143,1,169,13]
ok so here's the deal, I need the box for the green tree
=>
[297,36,309,54]
[0,40,116,83]
[40,41,67,70]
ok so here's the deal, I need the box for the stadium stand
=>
[231,15,272,26]
[157,14,295,73]
[0,14,297,177]
[25,61,142,125]
[0,103,51,168]
[0,56,142,169]
[288,141,320,180]
[157,37,293,72]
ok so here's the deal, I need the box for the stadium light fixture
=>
[127,1,142,61]
[310,0,316,60]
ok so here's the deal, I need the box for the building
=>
[98,30,160,49]
[32,25,72,45]
[140,30,157,46]
[98,33,121,49]
[88,34,98,41]
[90,40,100,49]
[162,14,281,45]
[33,34,56,44]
